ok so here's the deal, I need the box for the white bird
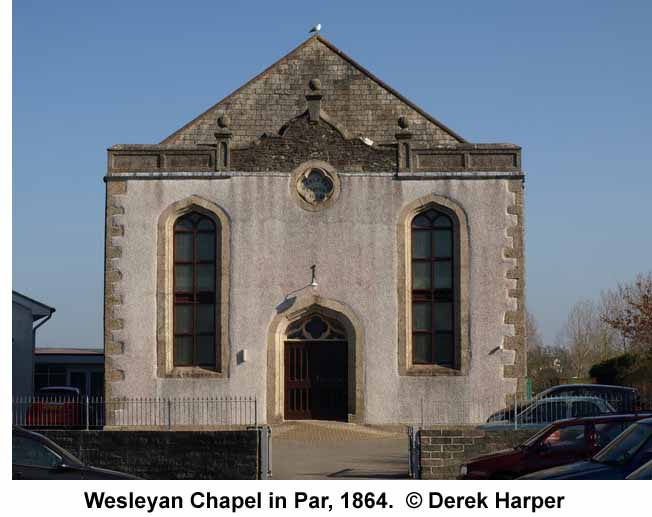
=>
[309,24,322,34]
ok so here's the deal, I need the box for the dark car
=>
[626,458,652,479]
[460,413,651,479]
[519,417,652,479]
[487,384,641,423]
[12,427,138,480]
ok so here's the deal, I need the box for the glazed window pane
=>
[433,230,452,258]
[196,304,214,334]
[412,262,431,289]
[412,231,431,258]
[175,233,194,262]
[175,265,193,291]
[434,261,452,288]
[434,303,453,332]
[197,232,215,261]
[197,264,215,291]
[196,335,215,366]
[174,336,193,365]
[435,333,454,366]
[174,304,193,334]
[413,334,432,364]
[413,302,432,330]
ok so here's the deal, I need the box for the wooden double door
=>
[284,340,348,421]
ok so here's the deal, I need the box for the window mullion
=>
[430,227,436,364]
[193,225,198,367]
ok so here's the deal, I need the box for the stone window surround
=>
[157,195,231,378]
[266,294,365,424]
[397,193,470,376]
[289,160,341,212]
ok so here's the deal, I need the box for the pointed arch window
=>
[411,209,455,367]
[173,212,218,368]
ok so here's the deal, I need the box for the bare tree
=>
[602,272,652,355]
[558,299,614,379]
[526,310,570,391]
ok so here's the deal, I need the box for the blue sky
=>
[13,0,652,347]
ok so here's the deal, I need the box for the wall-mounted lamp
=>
[309,264,318,288]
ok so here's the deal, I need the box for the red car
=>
[460,413,652,480]
[26,387,83,428]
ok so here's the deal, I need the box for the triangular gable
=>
[162,35,466,147]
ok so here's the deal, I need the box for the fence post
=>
[85,395,90,430]
[167,399,172,430]
[254,397,258,428]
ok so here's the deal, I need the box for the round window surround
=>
[290,161,341,212]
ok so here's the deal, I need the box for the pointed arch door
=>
[284,314,348,421]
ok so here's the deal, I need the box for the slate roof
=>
[162,35,466,148]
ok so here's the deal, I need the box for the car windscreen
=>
[522,422,561,447]
[593,422,652,466]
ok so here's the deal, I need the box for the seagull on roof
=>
[309,24,322,34]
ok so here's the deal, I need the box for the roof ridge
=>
[160,35,465,145]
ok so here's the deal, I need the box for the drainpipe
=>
[31,308,55,394]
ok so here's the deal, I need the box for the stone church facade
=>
[103,35,526,424]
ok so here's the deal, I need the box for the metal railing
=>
[417,391,650,429]
[12,396,258,429]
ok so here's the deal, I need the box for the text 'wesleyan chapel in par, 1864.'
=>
[103,34,526,425]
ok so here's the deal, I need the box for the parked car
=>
[487,384,640,423]
[626,458,652,480]
[26,387,83,428]
[460,413,652,479]
[519,417,652,479]
[482,396,616,431]
[12,427,138,480]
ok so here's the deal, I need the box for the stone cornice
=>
[107,143,521,175]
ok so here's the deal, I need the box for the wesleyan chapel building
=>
[103,35,526,424]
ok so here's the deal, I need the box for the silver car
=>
[482,396,616,431]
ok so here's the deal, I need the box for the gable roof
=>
[161,35,466,147]
[12,290,56,320]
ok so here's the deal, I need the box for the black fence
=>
[12,396,258,429]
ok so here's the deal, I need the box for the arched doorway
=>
[284,313,348,420]
[266,295,365,424]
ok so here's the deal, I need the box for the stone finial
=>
[217,113,230,128]
[306,79,323,122]
[395,118,413,173]
[214,117,232,171]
